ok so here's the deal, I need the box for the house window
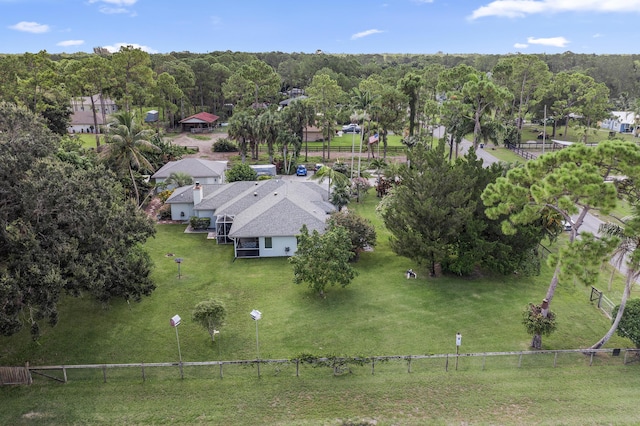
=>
[264,237,272,249]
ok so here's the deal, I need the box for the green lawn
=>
[71,133,104,150]
[1,192,639,424]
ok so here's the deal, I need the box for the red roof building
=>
[179,112,220,133]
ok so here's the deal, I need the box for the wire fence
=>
[8,348,638,385]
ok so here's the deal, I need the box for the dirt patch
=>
[170,132,234,161]
[168,132,407,163]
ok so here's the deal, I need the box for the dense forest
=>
[1,49,639,126]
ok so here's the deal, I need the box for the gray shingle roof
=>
[165,184,222,204]
[167,179,334,238]
[151,159,227,179]
[193,181,257,211]
[228,196,329,238]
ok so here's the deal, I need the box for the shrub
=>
[158,189,174,203]
[189,217,211,230]
[157,204,172,219]
[213,138,238,152]
[226,163,257,182]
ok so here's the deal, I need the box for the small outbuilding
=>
[179,112,219,133]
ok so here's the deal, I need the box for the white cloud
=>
[592,33,603,38]
[412,0,434,3]
[211,15,222,27]
[351,29,384,40]
[103,42,157,54]
[57,40,84,47]
[89,0,137,15]
[100,7,128,14]
[527,36,569,47]
[469,0,640,20]
[514,43,529,48]
[9,21,50,33]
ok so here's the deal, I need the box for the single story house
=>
[179,112,219,133]
[68,94,118,134]
[303,126,324,142]
[165,179,334,258]
[151,158,227,191]
[601,111,638,133]
[277,95,308,110]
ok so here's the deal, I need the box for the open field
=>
[2,191,639,424]
[2,364,640,425]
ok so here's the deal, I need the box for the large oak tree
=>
[0,103,156,339]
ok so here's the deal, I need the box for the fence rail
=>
[591,286,616,319]
[6,348,638,385]
[506,143,538,160]
[258,145,406,154]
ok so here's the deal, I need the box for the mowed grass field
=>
[2,192,640,425]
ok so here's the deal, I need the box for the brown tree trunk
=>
[531,334,542,349]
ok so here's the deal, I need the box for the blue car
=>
[296,165,307,176]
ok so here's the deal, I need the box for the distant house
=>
[179,112,219,133]
[68,94,117,134]
[151,158,227,190]
[278,95,308,110]
[303,126,324,142]
[601,111,638,133]
[165,179,334,258]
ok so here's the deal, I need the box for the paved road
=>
[448,130,629,285]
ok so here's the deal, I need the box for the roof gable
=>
[228,194,330,238]
[179,112,220,124]
[151,158,227,179]
[165,184,222,204]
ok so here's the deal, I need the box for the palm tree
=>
[590,221,640,349]
[330,180,350,212]
[228,110,252,163]
[163,172,193,189]
[370,158,387,184]
[311,164,348,198]
[257,110,279,163]
[101,110,159,207]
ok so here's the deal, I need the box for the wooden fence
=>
[5,348,637,385]
[505,143,538,160]
[0,364,32,385]
[259,145,406,155]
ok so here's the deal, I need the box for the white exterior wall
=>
[260,236,298,257]
[156,176,221,190]
[170,203,194,221]
[194,210,215,223]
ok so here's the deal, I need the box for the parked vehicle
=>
[314,163,324,172]
[296,165,307,176]
[342,123,361,133]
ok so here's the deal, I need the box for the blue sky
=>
[3,0,640,55]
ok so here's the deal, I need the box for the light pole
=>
[455,332,462,371]
[170,314,183,379]
[175,258,183,279]
[250,309,262,377]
